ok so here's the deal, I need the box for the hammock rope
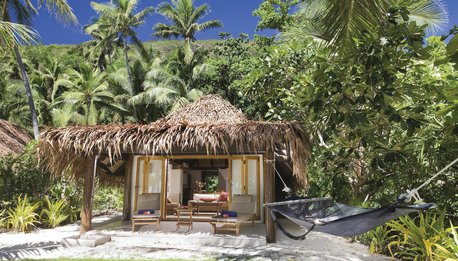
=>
[398,157,458,203]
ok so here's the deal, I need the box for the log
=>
[80,156,97,234]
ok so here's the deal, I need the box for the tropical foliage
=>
[40,196,69,228]
[0,0,456,258]
[7,195,40,232]
[392,212,458,260]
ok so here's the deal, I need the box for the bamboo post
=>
[265,149,276,243]
[123,155,133,220]
[80,155,97,234]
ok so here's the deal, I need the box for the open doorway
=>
[130,155,263,221]
[166,158,230,219]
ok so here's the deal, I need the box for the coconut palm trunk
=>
[122,35,141,122]
[123,36,133,87]
[14,46,40,139]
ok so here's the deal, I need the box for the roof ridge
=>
[163,94,248,125]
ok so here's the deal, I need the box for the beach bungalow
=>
[38,95,310,243]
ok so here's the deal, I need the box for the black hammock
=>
[265,197,435,240]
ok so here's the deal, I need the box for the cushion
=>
[221,210,238,217]
[218,191,228,202]
[193,193,219,201]
[200,198,215,202]
[137,209,155,215]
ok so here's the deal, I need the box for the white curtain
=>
[218,168,229,191]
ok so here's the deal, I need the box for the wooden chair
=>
[210,194,255,235]
[131,193,161,231]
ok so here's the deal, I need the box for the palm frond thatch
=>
[0,120,31,157]
[39,95,311,185]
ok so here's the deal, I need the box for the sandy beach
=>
[0,213,389,260]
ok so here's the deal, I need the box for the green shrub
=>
[433,221,458,260]
[49,177,81,223]
[0,208,6,228]
[93,186,123,212]
[0,144,51,204]
[40,196,69,228]
[366,225,394,255]
[7,195,40,232]
[387,212,455,260]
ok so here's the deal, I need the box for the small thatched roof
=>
[164,95,248,124]
[39,95,311,185]
[0,120,31,157]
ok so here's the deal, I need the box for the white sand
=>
[0,213,389,260]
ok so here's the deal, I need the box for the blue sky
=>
[33,0,458,45]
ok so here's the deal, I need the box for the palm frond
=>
[0,21,39,49]
[407,0,448,35]
[38,0,78,26]
[153,23,180,38]
[126,0,138,15]
[132,7,155,24]
[189,3,209,23]
[196,20,223,33]
[322,0,388,52]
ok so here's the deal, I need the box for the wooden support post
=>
[123,155,133,220]
[265,149,276,243]
[80,156,97,234]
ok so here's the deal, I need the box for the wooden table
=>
[192,201,223,215]
[174,207,196,230]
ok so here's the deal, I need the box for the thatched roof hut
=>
[39,95,311,185]
[0,120,31,157]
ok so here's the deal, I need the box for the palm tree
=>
[29,57,66,125]
[133,48,204,113]
[88,0,154,89]
[291,0,448,52]
[0,0,77,139]
[154,0,222,41]
[83,25,119,71]
[109,48,164,123]
[51,106,85,127]
[58,64,124,125]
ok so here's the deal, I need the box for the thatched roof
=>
[39,95,311,185]
[165,95,248,124]
[0,120,31,157]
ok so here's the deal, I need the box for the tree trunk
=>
[123,36,133,88]
[123,155,133,220]
[265,149,276,243]
[14,46,40,140]
[80,156,97,234]
[122,36,142,123]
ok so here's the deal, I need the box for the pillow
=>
[221,210,238,217]
[137,209,155,215]
[218,191,228,202]
[200,198,215,202]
